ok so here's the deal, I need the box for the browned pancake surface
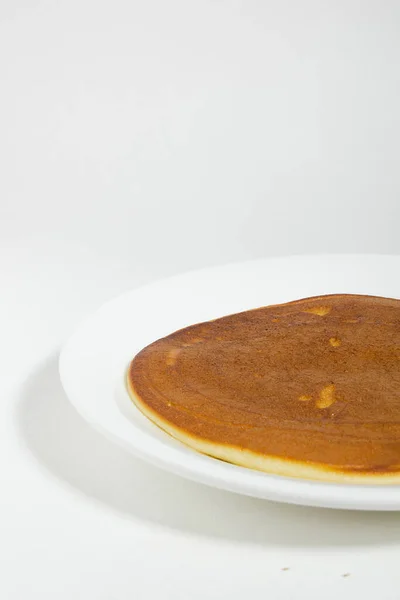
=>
[128,294,400,480]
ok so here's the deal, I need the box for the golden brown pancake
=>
[127,294,400,483]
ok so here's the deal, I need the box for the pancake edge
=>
[126,368,400,485]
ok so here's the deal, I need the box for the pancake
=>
[127,294,400,483]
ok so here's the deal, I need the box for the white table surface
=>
[2,238,400,600]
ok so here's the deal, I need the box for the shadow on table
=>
[14,352,400,548]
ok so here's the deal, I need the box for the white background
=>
[1,1,400,598]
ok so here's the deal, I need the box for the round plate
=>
[59,254,400,510]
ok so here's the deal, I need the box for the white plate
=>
[59,254,400,510]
